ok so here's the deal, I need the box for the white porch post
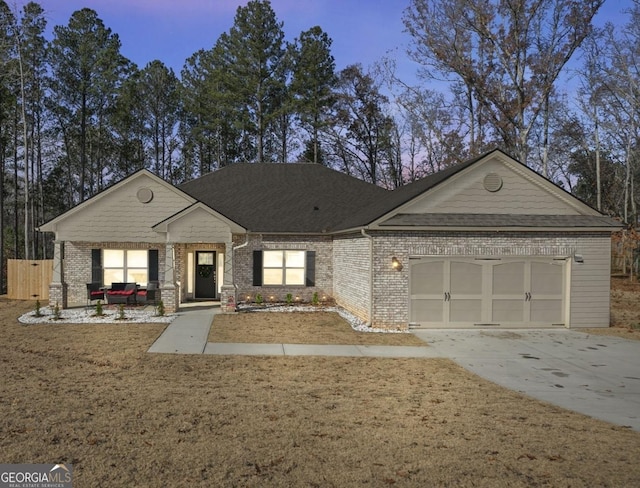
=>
[49,240,67,308]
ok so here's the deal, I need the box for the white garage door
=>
[410,257,566,328]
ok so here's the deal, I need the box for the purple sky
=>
[13,0,634,86]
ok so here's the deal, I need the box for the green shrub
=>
[117,304,126,320]
[156,300,165,316]
[95,300,104,316]
[286,293,293,305]
[255,293,263,305]
[34,300,42,317]
[312,292,319,306]
[53,302,61,320]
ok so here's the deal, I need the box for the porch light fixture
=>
[391,256,403,271]
[574,254,584,264]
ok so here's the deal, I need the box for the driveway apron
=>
[411,328,640,431]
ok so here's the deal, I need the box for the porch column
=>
[49,240,67,308]
[220,239,236,313]
[162,242,178,313]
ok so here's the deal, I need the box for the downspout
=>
[361,228,374,326]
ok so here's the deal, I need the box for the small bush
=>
[286,293,293,305]
[156,300,165,316]
[117,304,126,320]
[95,300,104,316]
[255,293,263,305]
[312,292,319,306]
[33,300,42,317]
[53,302,61,320]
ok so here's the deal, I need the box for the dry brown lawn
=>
[1,287,640,487]
[587,275,640,341]
[208,311,427,346]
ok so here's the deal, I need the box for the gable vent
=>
[483,173,503,192]
[137,187,154,203]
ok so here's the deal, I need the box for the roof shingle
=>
[179,163,388,233]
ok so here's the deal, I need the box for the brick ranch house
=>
[39,149,620,330]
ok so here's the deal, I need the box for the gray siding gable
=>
[371,150,613,230]
[39,170,196,242]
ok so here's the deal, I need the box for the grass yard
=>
[208,310,427,345]
[1,297,640,487]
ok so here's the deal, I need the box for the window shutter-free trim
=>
[91,249,102,284]
[306,251,316,287]
[148,249,159,282]
[253,250,263,286]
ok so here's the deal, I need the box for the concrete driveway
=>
[411,328,640,431]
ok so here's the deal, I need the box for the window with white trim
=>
[263,250,305,285]
[103,249,148,286]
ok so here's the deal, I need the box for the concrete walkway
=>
[148,310,640,431]
[147,307,219,354]
[203,342,435,357]
[147,307,436,358]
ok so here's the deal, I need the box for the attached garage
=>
[363,150,621,330]
[409,256,568,328]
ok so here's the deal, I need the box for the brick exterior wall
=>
[54,230,611,330]
[233,234,333,304]
[333,234,372,324]
[57,242,165,307]
[370,231,611,330]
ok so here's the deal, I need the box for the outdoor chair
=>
[106,282,137,305]
[136,281,158,305]
[86,282,104,305]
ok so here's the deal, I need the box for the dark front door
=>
[195,251,217,299]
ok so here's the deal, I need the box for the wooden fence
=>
[7,259,53,300]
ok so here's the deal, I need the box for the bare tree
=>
[404,0,604,169]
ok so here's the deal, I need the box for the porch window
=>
[103,249,148,286]
[263,250,305,285]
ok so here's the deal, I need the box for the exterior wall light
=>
[574,254,584,264]
[391,256,403,271]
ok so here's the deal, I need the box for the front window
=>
[103,249,148,286]
[263,250,305,285]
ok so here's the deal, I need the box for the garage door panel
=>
[412,261,444,295]
[450,261,482,294]
[493,262,525,294]
[531,261,563,295]
[450,299,482,322]
[411,299,443,323]
[492,299,525,322]
[530,299,563,323]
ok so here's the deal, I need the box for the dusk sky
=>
[12,0,634,87]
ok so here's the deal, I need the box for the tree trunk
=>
[17,41,30,260]
[594,113,602,212]
[542,94,550,178]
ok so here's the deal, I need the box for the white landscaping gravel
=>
[18,303,407,333]
[18,305,176,324]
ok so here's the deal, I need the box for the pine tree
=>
[291,26,336,164]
